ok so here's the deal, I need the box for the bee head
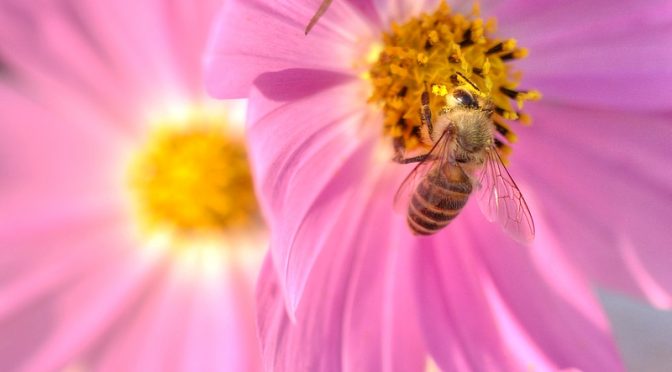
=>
[446,72,493,114]
[452,88,479,109]
[447,86,494,117]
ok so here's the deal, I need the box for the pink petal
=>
[0,0,221,131]
[0,2,145,129]
[342,0,383,27]
[7,243,161,372]
[0,288,60,371]
[0,206,127,323]
[414,204,624,371]
[413,211,516,371]
[204,0,376,98]
[258,254,349,372]
[246,78,377,314]
[492,0,672,111]
[0,85,126,219]
[150,0,227,97]
[519,31,672,112]
[257,169,426,371]
[374,0,438,24]
[516,103,672,307]
[341,167,426,372]
[494,0,672,44]
[86,260,260,372]
[0,1,262,371]
[87,265,190,372]
[0,210,129,371]
[471,206,623,370]
[176,267,262,372]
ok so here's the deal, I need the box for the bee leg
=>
[393,88,434,164]
[420,91,433,136]
[393,153,429,164]
[392,137,428,164]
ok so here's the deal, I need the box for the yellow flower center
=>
[368,1,540,158]
[127,110,258,238]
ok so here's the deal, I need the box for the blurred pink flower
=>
[0,1,264,371]
[205,0,672,370]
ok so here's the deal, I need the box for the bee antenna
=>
[455,72,481,92]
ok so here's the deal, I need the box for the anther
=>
[494,106,519,120]
[459,29,474,47]
[495,122,509,137]
[500,52,515,61]
[499,87,521,99]
[486,42,504,55]
[450,74,460,86]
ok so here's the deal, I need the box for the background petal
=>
[0,1,261,370]
[0,234,161,372]
[0,0,222,118]
[0,85,126,216]
[84,262,261,372]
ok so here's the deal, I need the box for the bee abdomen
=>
[407,173,472,235]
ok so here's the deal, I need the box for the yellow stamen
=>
[432,84,449,97]
[367,1,540,158]
[128,110,258,239]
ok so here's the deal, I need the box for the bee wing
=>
[393,130,454,213]
[475,148,535,244]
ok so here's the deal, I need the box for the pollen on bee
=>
[432,84,449,97]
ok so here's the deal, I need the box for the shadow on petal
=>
[253,68,353,102]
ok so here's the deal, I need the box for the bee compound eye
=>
[453,89,478,108]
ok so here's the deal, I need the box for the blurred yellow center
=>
[128,114,258,236]
[368,1,540,158]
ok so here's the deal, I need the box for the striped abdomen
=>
[407,165,473,235]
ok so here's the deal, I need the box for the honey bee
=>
[393,74,535,244]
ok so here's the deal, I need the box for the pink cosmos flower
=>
[206,0,672,370]
[0,1,264,371]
